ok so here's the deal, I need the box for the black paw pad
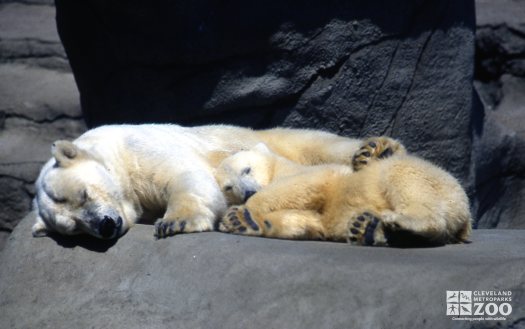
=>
[243,209,259,231]
[364,217,380,245]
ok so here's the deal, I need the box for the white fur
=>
[32,124,362,239]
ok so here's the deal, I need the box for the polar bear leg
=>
[344,212,388,246]
[352,136,406,171]
[219,206,325,240]
[379,208,449,247]
[217,171,329,239]
[154,170,226,239]
[154,192,217,238]
[343,208,447,247]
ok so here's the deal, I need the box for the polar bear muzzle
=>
[98,216,123,239]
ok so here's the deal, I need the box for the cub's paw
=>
[352,136,406,171]
[154,219,188,239]
[346,212,386,246]
[218,206,262,236]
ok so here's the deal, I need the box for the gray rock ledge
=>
[0,212,524,329]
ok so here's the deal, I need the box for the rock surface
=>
[473,0,525,229]
[0,2,86,250]
[55,0,477,187]
[1,212,524,329]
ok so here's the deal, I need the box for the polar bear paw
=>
[154,219,188,239]
[346,212,386,246]
[218,206,263,236]
[352,136,406,171]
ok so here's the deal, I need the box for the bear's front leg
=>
[154,191,221,239]
[218,206,326,240]
[218,206,264,236]
[352,137,406,171]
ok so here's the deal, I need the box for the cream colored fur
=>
[217,141,472,246]
[32,124,364,239]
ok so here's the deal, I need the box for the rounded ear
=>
[51,140,81,167]
[32,215,49,237]
[252,142,271,154]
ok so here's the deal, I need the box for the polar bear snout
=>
[98,216,123,239]
[243,190,257,202]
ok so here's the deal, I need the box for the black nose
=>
[99,216,116,238]
[244,190,257,202]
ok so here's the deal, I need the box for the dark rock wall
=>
[0,1,86,249]
[56,0,476,184]
[472,0,525,228]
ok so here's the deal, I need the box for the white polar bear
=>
[32,124,371,239]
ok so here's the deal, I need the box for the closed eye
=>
[241,167,251,175]
[42,181,67,203]
[223,185,233,192]
[79,189,88,205]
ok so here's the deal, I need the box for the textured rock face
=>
[1,213,524,329]
[55,0,476,187]
[473,0,525,228]
[0,2,86,250]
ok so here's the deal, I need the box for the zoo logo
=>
[446,290,513,320]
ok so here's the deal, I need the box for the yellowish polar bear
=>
[216,139,472,246]
[32,124,380,240]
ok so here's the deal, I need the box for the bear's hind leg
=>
[344,212,388,246]
[352,137,406,171]
[380,209,449,247]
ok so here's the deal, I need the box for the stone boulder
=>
[1,212,524,329]
[0,2,86,250]
[471,0,525,229]
[55,0,477,187]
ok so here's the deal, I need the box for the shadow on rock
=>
[47,232,120,252]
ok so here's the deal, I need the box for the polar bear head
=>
[32,140,134,239]
[215,143,275,205]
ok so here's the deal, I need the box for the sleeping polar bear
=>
[32,123,387,240]
[216,140,472,247]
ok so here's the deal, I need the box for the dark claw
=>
[379,148,393,159]
[232,219,241,226]
[179,221,186,232]
[361,151,371,157]
[238,226,247,233]
[350,228,359,235]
